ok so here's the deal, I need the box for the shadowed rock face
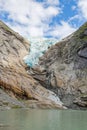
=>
[29,22,87,109]
[0,21,64,109]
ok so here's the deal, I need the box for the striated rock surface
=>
[29,22,87,109]
[0,21,64,109]
[0,88,25,109]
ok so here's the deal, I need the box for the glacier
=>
[23,37,58,67]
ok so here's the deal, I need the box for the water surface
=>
[0,109,87,130]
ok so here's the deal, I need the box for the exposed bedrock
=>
[0,21,64,109]
[29,22,87,109]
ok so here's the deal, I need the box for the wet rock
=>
[25,100,66,109]
[74,95,87,107]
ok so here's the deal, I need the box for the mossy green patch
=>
[11,105,22,109]
[75,22,87,36]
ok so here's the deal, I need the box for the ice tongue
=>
[23,37,57,67]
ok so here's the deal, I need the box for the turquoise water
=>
[0,109,87,130]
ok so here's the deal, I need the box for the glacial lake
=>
[0,109,87,130]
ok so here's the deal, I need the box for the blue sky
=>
[0,0,87,40]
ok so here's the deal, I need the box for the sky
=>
[0,0,87,40]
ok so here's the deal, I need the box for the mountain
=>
[0,20,87,110]
[0,21,64,109]
[29,22,87,109]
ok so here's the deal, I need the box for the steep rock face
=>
[29,22,87,109]
[0,21,64,109]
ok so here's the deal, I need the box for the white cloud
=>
[46,0,59,6]
[0,0,76,39]
[77,0,87,20]
[49,21,76,39]
[68,15,80,22]
[0,0,61,38]
[71,5,76,10]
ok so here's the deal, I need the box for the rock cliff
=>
[1,20,87,110]
[0,21,64,109]
[29,22,87,109]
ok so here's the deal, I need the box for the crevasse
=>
[23,37,57,67]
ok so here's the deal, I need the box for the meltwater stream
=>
[23,37,57,67]
[0,109,87,130]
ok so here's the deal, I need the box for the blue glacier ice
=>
[23,37,58,67]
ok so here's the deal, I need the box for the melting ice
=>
[23,37,57,67]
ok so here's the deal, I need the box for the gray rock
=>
[78,47,87,58]
[29,22,87,110]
